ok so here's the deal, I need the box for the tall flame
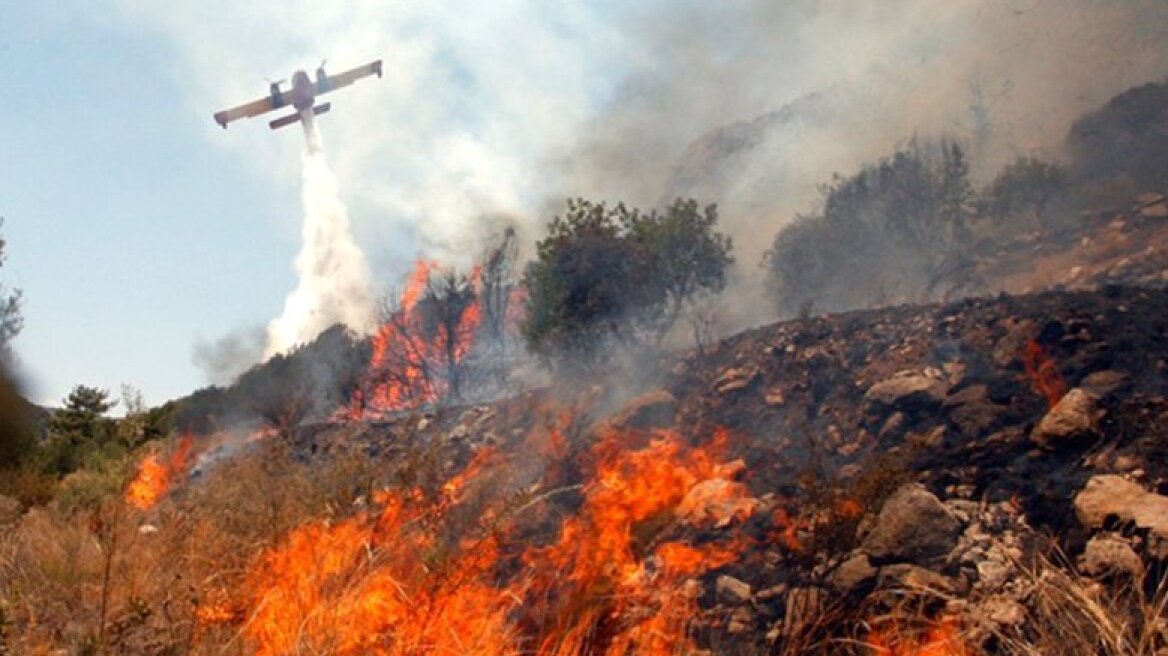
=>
[242,479,518,655]
[361,260,484,415]
[520,427,757,655]
[230,422,757,654]
[124,437,193,510]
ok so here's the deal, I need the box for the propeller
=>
[264,76,287,87]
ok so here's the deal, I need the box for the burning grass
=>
[2,399,1164,655]
[123,436,193,510]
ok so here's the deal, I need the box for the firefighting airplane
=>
[213,59,382,130]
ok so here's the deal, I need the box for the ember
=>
[1022,338,1067,409]
[866,617,970,656]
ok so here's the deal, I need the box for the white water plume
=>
[264,119,374,358]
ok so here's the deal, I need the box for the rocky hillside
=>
[267,282,1168,653]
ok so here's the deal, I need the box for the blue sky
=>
[0,1,633,407]
[1,3,299,406]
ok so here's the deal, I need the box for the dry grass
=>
[3,427,1164,656]
[0,432,397,655]
[992,554,1168,656]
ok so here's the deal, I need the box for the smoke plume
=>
[125,0,1168,317]
[264,120,374,357]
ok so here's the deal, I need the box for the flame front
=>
[362,260,485,415]
[234,423,757,654]
[124,437,193,510]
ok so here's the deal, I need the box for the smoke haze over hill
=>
[119,0,1168,362]
[125,1,1168,262]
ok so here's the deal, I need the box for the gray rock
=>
[878,412,907,440]
[1080,370,1131,398]
[864,373,947,415]
[1031,388,1102,448]
[878,563,958,594]
[942,385,1004,437]
[863,484,960,565]
[716,575,753,605]
[1078,534,1144,579]
[714,367,760,395]
[1140,203,1168,218]
[979,596,1027,628]
[727,606,754,634]
[1075,475,1168,557]
[830,553,877,593]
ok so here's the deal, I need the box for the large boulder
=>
[862,484,960,565]
[1074,475,1168,557]
[942,384,1004,437]
[864,372,948,417]
[1031,388,1102,449]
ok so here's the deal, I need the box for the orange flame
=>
[124,436,193,510]
[244,487,519,656]
[234,422,757,655]
[866,616,969,656]
[1022,339,1066,409]
[521,427,757,655]
[361,260,484,416]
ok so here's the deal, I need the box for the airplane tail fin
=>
[268,103,332,130]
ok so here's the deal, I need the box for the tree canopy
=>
[765,139,977,315]
[522,198,733,371]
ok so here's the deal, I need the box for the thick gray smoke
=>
[131,1,1168,337]
[192,326,265,385]
[264,119,374,357]
[554,1,1168,267]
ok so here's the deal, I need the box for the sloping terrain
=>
[258,283,1168,653]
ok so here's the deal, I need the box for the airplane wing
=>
[316,60,383,96]
[213,91,292,128]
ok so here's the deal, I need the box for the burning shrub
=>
[360,261,484,415]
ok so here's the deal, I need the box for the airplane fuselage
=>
[289,71,315,112]
[213,59,382,131]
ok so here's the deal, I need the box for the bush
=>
[984,156,1069,232]
[522,198,733,371]
[764,139,978,316]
